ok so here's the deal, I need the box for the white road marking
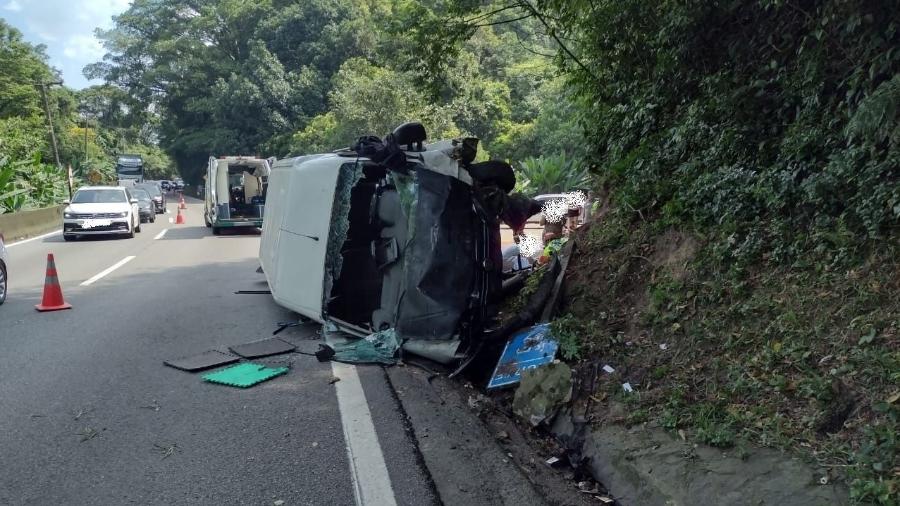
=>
[166,209,171,214]
[153,229,168,240]
[331,362,397,506]
[80,256,136,286]
[167,217,174,224]
[6,230,62,247]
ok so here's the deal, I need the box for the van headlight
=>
[63,212,74,219]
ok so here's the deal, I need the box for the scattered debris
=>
[545,456,563,467]
[495,430,510,441]
[153,442,181,459]
[77,427,99,442]
[72,407,93,421]
[164,350,239,372]
[202,363,289,388]
[659,343,668,350]
[311,442,319,448]
[140,400,161,412]
[316,328,399,365]
[29,414,45,419]
[597,496,615,504]
[513,361,572,426]
[488,324,559,389]
[234,290,271,294]
[601,365,615,374]
[621,383,633,393]
[229,337,296,359]
[273,501,285,506]
[328,376,341,385]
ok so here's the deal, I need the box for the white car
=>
[63,186,142,241]
[0,233,7,305]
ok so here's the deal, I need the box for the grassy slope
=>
[557,210,899,504]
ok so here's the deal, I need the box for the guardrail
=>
[0,205,64,243]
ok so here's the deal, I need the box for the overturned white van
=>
[259,123,519,363]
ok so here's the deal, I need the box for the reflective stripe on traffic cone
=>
[179,195,187,209]
[175,207,185,224]
[35,253,72,312]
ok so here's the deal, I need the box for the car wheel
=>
[126,223,135,239]
[63,234,76,242]
[212,226,221,235]
[0,261,7,305]
[204,214,211,227]
[135,220,142,233]
[151,214,156,223]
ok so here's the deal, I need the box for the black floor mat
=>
[164,350,240,372]
[229,337,296,359]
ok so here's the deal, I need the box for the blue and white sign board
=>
[487,323,558,389]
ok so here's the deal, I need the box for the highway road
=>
[0,197,439,505]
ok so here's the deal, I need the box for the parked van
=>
[204,156,270,234]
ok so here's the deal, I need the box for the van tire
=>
[212,226,221,235]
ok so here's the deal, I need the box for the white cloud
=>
[2,0,132,88]
[63,34,105,61]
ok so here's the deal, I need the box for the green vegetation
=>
[417,1,898,502]
[0,20,172,213]
[88,0,584,184]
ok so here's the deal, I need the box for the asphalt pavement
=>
[0,197,438,505]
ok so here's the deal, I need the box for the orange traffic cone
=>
[35,253,72,312]
[179,195,187,210]
[175,207,185,224]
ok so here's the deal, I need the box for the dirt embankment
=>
[556,214,899,504]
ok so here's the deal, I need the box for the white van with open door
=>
[204,156,270,234]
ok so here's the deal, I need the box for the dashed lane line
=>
[80,256,136,286]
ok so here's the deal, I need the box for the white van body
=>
[258,138,504,364]
[204,156,271,234]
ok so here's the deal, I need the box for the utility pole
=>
[36,80,69,198]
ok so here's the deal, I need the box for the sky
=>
[1,0,131,89]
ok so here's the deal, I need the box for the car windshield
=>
[137,185,160,197]
[72,189,127,203]
[132,189,151,200]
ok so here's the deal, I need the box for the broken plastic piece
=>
[602,365,615,374]
[622,382,634,393]
[164,350,239,372]
[202,363,288,388]
[513,361,572,426]
[319,328,399,365]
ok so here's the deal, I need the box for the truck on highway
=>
[204,156,270,235]
[115,154,144,184]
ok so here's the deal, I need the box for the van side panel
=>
[260,155,342,321]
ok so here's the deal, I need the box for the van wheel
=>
[126,224,135,239]
[212,226,221,235]
[135,221,142,233]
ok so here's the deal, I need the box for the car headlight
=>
[64,212,74,219]
[115,212,128,218]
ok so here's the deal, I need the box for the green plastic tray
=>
[202,362,288,388]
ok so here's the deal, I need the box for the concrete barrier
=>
[0,205,64,243]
